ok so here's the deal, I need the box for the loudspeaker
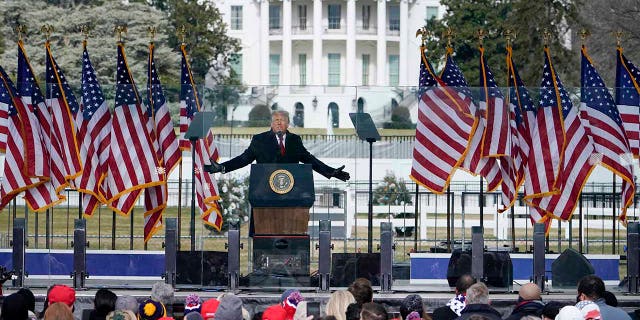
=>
[331,253,381,287]
[551,248,595,289]
[446,249,513,288]
[176,251,228,287]
[250,235,310,286]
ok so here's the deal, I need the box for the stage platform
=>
[2,282,639,319]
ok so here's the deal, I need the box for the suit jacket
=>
[221,130,335,177]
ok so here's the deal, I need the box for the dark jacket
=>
[455,304,502,320]
[432,306,458,320]
[221,130,335,177]
[504,300,544,320]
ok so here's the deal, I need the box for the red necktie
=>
[278,136,285,156]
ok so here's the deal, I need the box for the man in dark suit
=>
[204,110,350,181]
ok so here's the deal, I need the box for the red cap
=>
[262,305,287,320]
[48,285,76,307]
[201,298,220,320]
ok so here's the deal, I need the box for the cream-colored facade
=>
[214,0,444,129]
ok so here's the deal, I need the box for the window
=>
[294,103,304,127]
[328,54,341,86]
[328,103,339,128]
[389,55,399,86]
[230,53,242,82]
[361,5,370,30]
[269,54,280,85]
[328,4,341,29]
[388,5,400,31]
[298,5,307,30]
[269,4,281,30]
[426,6,439,21]
[362,54,370,86]
[299,54,307,86]
[230,5,243,30]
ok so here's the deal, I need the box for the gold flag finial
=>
[542,28,551,46]
[80,25,90,41]
[580,28,590,46]
[504,29,515,48]
[114,25,127,43]
[415,26,429,46]
[615,30,623,48]
[147,26,157,43]
[177,25,187,45]
[445,27,455,48]
[477,28,486,46]
[41,24,54,42]
[16,25,26,42]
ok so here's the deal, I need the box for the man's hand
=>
[203,161,225,174]
[332,165,350,181]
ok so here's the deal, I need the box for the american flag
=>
[180,44,222,229]
[410,46,475,194]
[479,47,515,211]
[479,46,509,158]
[615,47,640,158]
[506,48,533,190]
[18,41,66,211]
[75,44,112,216]
[441,51,501,191]
[525,48,566,199]
[581,46,634,223]
[0,65,43,210]
[45,41,82,183]
[529,47,595,222]
[105,43,162,216]
[142,43,181,242]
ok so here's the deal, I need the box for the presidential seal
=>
[269,169,294,194]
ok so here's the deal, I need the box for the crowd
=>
[0,274,637,320]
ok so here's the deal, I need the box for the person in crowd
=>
[201,298,220,320]
[348,278,373,306]
[281,290,305,320]
[105,310,137,320]
[326,290,356,320]
[115,295,139,315]
[263,304,288,320]
[399,294,424,320]
[293,301,310,320]
[454,282,501,320]
[555,306,583,320]
[360,302,387,320]
[16,288,37,320]
[432,274,475,320]
[540,301,566,320]
[185,312,205,320]
[151,282,174,315]
[184,294,202,316]
[44,302,74,320]
[504,283,544,320]
[1,292,29,320]
[576,275,631,320]
[602,291,618,307]
[575,301,601,320]
[47,284,76,312]
[138,298,167,320]
[346,303,362,320]
[88,288,117,320]
[215,294,244,320]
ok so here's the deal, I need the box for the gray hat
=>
[215,294,243,320]
[116,295,139,314]
[185,312,205,320]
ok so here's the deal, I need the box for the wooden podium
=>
[249,164,315,235]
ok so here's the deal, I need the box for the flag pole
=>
[477,29,486,229]
[505,29,517,250]
[413,27,428,253]
[176,26,187,251]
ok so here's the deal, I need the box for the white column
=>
[260,0,270,85]
[376,0,387,86]
[282,0,292,85]
[313,0,323,85]
[346,0,356,86]
[399,0,409,86]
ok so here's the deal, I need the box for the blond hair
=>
[44,302,74,320]
[326,290,356,320]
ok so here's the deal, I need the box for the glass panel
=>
[230,53,242,82]
[269,4,281,30]
[299,54,307,86]
[299,5,307,30]
[269,54,280,85]
[388,5,400,31]
[362,5,370,30]
[426,6,439,21]
[328,4,341,29]
[362,54,370,86]
[231,5,243,30]
[389,55,399,86]
[328,54,341,86]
